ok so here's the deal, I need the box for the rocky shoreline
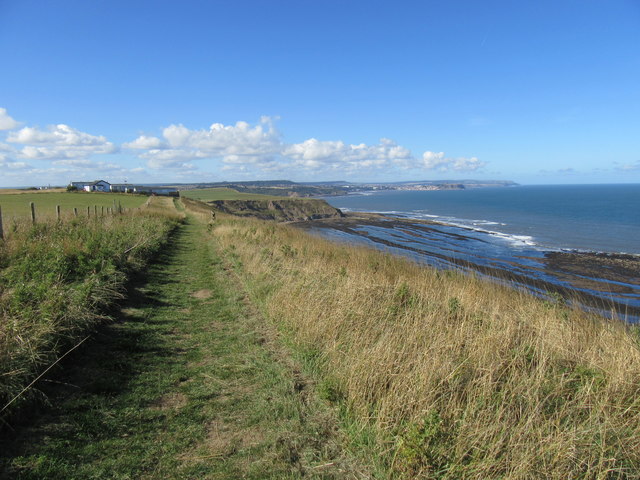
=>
[293,212,640,321]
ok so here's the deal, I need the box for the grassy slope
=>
[211,215,640,479]
[6,199,640,478]
[0,192,148,218]
[0,207,363,479]
[180,187,280,201]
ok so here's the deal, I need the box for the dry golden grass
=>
[211,215,640,479]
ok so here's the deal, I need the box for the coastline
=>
[293,212,640,321]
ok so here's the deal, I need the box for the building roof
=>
[72,180,110,186]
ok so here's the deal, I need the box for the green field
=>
[180,187,279,201]
[0,192,149,218]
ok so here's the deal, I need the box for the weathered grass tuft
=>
[212,214,640,478]
[0,197,182,419]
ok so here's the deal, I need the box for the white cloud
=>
[125,117,281,168]
[0,108,19,130]
[283,137,412,171]
[617,161,640,171]
[125,117,487,177]
[2,110,490,182]
[0,147,31,177]
[450,157,486,171]
[0,159,30,170]
[123,135,163,149]
[421,151,486,172]
[0,142,15,154]
[53,159,98,167]
[0,143,29,172]
[421,151,448,169]
[7,124,116,160]
[127,119,418,175]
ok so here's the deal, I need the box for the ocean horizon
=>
[323,183,640,255]
[316,184,640,320]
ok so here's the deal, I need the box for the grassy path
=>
[0,214,359,479]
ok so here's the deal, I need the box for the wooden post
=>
[87,206,90,217]
[30,202,36,224]
[101,206,104,216]
[56,205,61,220]
[74,207,78,217]
[94,205,97,217]
[118,201,122,214]
[0,205,4,240]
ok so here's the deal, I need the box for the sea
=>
[318,184,640,321]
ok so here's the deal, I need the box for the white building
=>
[110,183,135,193]
[70,180,111,192]
[70,180,178,196]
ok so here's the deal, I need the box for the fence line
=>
[0,201,128,240]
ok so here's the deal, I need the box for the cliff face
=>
[209,198,344,222]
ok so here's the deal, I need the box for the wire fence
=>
[0,199,130,240]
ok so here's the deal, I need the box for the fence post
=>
[87,206,90,217]
[94,205,97,217]
[74,207,78,217]
[30,202,36,224]
[0,205,3,240]
[56,205,61,221]
[118,201,122,214]
[101,206,104,216]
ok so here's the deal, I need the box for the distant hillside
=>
[177,181,346,197]
[174,179,518,198]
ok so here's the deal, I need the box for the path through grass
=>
[0,213,360,479]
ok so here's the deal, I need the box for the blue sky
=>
[1,0,639,186]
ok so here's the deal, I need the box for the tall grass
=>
[0,197,182,419]
[211,214,640,478]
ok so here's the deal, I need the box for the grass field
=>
[5,197,640,477]
[1,206,360,478]
[0,188,66,195]
[0,197,182,425]
[180,187,279,201]
[0,192,149,219]
[211,213,640,478]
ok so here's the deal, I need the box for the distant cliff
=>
[209,198,344,222]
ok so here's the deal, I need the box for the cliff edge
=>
[209,198,344,222]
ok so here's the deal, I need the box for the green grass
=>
[0,199,181,421]
[0,192,149,218]
[180,187,279,201]
[0,210,362,479]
